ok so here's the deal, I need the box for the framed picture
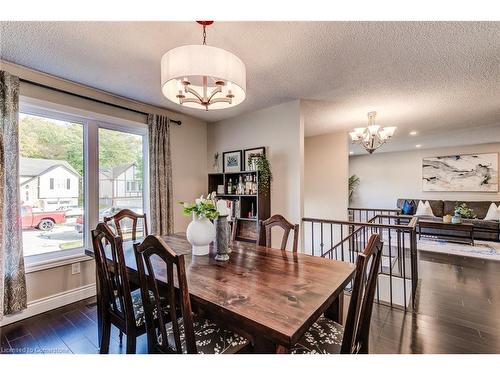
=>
[244,147,266,171]
[223,150,243,173]
[422,153,498,192]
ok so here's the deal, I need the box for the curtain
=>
[0,71,27,319]
[148,114,174,236]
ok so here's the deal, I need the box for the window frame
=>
[20,97,149,272]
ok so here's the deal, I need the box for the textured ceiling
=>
[1,21,499,145]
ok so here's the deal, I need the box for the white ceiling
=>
[1,21,499,150]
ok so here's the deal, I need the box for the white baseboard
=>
[0,283,96,327]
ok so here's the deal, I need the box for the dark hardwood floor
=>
[1,249,500,354]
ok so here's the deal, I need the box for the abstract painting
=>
[422,153,498,192]
[223,150,242,173]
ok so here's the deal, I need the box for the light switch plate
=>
[71,262,81,275]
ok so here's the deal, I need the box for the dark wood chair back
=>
[340,233,383,354]
[258,214,299,252]
[91,222,135,328]
[104,208,148,241]
[134,235,197,354]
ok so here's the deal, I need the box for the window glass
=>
[19,113,84,257]
[98,128,145,240]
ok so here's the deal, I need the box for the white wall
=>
[303,132,349,255]
[207,100,304,241]
[349,143,500,209]
[304,132,349,220]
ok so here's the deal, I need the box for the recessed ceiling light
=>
[416,144,422,148]
[349,151,354,155]
[410,131,418,136]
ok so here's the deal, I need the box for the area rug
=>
[417,238,500,261]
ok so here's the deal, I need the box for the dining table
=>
[85,233,356,353]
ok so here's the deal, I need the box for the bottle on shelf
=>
[249,202,255,218]
[245,174,251,194]
[227,178,233,195]
[237,175,245,195]
[251,174,258,195]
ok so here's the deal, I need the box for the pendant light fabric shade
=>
[161,45,246,110]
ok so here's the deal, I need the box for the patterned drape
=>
[148,114,174,236]
[0,71,27,318]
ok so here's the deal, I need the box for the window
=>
[19,100,148,264]
[19,113,84,257]
[99,127,145,239]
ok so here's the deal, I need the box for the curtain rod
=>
[19,78,182,126]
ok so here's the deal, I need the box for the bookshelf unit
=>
[208,170,270,242]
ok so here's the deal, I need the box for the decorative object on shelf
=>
[443,214,453,224]
[452,212,462,224]
[160,21,246,111]
[217,184,225,195]
[213,152,221,172]
[214,214,230,262]
[422,153,498,192]
[252,154,272,195]
[349,111,397,154]
[348,175,360,203]
[180,193,218,256]
[244,147,266,171]
[454,202,477,219]
[223,150,242,173]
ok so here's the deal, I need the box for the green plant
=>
[179,193,219,220]
[349,175,360,202]
[249,154,272,194]
[454,203,476,219]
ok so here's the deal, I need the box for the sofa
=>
[396,199,500,242]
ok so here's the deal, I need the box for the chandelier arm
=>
[179,97,204,105]
[207,86,223,102]
[209,97,232,105]
[184,86,205,102]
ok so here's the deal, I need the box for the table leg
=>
[253,337,279,353]
[324,291,344,324]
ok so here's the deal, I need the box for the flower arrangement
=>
[454,202,477,219]
[180,193,219,220]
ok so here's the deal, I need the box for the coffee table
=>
[418,220,475,246]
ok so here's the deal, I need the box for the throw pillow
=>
[415,200,435,217]
[484,202,500,221]
[401,200,416,215]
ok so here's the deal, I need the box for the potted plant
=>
[249,154,272,195]
[349,175,360,203]
[180,193,219,256]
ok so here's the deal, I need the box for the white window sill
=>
[24,250,93,274]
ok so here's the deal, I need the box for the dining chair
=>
[291,233,383,354]
[104,208,148,241]
[92,222,164,354]
[258,214,299,252]
[231,217,259,243]
[134,235,251,354]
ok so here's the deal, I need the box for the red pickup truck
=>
[21,206,66,231]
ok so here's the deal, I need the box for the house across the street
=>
[19,157,80,211]
[99,162,143,211]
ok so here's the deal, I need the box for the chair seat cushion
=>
[116,289,169,327]
[163,315,249,354]
[291,316,344,354]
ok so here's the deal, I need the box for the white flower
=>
[183,202,190,208]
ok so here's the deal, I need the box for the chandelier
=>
[160,21,246,111]
[349,111,397,154]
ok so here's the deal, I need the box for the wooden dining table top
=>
[86,233,355,347]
